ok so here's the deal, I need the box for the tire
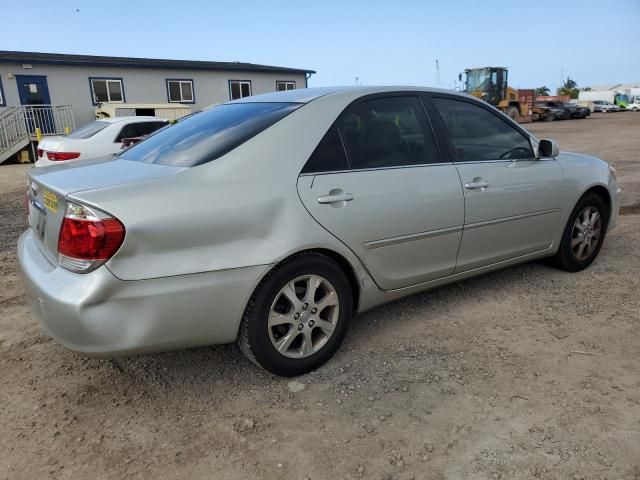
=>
[505,106,520,122]
[633,107,639,112]
[552,193,608,272]
[238,252,353,376]
[602,108,608,113]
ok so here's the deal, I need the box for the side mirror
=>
[538,139,559,158]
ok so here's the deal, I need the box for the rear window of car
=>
[67,121,110,139]
[119,102,301,166]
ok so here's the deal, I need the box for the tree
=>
[535,86,550,96]
[557,77,579,99]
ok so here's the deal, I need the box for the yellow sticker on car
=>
[43,190,58,213]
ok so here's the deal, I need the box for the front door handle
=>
[464,178,490,190]
[317,189,354,206]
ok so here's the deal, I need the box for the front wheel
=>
[552,193,608,272]
[238,253,353,376]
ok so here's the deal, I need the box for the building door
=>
[15,75,54,134]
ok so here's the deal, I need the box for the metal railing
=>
[0,107,30,160]
[22,105,75,137]
[0,105,75,163]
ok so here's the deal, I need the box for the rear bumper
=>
[18,229,269,355]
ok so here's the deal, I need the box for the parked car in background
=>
[36,117,169,167]
[592,100,621,113]
[120,111,201,149]
[19,87,622,376]
[624,102,640,112]
[536,101,589,119]
[531,104,554,122]
[535,102,571,120]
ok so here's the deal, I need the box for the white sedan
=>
[35,116,168,167]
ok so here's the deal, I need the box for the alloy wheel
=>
[268,275,340,359]
[571,206,602,261]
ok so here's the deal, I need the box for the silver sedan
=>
[18,87,622,376]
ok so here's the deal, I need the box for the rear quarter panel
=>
[70,95,372,285]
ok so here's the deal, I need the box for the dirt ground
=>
[1,113,639,480]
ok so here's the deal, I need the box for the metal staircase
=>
[0,105,75,164]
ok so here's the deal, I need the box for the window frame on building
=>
[276,80,296,92]
[89,77,125,105]
[228,80,252,101]
[166,79,195,104]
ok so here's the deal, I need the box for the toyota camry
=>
[18,86,622,376]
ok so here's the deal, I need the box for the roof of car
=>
[96,116,167,123]
[230,86,464,104]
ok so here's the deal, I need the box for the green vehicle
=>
[578,89,630,108]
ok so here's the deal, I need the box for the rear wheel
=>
[552,193,608,272]
[238,253,353,376]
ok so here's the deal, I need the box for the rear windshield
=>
[67,121,110,139]
[119,102,300,166]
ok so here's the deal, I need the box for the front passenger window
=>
[432,98,534,161]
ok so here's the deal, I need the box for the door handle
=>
[317,189,354,205]
[464,178,490,190]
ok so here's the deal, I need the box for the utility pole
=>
[435,59,441,87]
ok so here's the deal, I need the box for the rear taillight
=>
[57,201,125,273]
[37,148,43,158]
[46,151,81,161]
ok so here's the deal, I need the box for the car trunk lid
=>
[27,157,186,265]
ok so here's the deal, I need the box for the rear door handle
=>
[464,179,490,190]
[317,189,354,205]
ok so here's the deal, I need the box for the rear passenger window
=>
[432,98,534,161]
[338,96,440,169]
[115,121,168,142]
[302,127,349,173]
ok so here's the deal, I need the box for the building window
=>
[166,79,194,103]
[89,78,124,104]
[0,76,5,107]
[229,80,251,100]
[276,81,296,92]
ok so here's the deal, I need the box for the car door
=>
[427,94,565,272]
[297,94,464,290]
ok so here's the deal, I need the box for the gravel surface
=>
[1,115,639,479]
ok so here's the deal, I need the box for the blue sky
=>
[2,0,639,91]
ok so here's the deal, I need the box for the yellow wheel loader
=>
[461,67,529,122]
